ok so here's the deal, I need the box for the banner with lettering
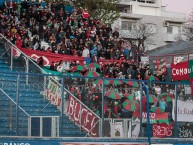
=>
[133,111,169,124]
[178,125,193,138]
[171,61,189,80]
[67,95,100,137]
[152,123,173,138]
[172,99,193,122]
[171,59,193,81]
[46,79,62,109]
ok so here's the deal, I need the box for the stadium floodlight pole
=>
[142,82,151,145]
[101,78,105,137]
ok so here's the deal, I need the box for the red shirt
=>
[16,39,22,48]
[82,11,89,19]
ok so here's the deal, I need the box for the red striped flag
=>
[152,57,167,74]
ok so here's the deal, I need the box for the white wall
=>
[132,4,160,16]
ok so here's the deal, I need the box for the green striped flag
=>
[152,57,167,74]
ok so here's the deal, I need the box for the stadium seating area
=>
[0,45,86,137]
[0,0,193,139]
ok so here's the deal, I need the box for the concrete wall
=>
[115,0,186,50]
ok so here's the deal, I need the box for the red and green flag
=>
[133,111,169,124]
[152,57,167,74]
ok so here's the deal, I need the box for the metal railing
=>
[0,33,101,137]
[0,88,30,136]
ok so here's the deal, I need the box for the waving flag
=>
[152,57,167,74]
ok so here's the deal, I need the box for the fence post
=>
[28,116,31,136]
[139,82,143,137]
[142,82,151,145]
[43,76,47,99]
[80,101,82,132]
[60,75,65,137]
[16,74,20,136]
[25,58,29,84]
[101,78,105,137]
[10,100,12,130]
[10,45,13,70]
[174,82,178,137]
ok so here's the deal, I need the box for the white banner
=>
[141,56,149,66]
[114,122,124,137]
[172,99,193,122]
[184,85,192,95]
[173,56,184,65]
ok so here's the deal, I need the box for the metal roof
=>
[146,40,193,57]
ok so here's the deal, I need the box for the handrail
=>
[0,33,101,119]
[0,88,30,117]
[0,33,48,74]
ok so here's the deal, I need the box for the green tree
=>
[73,0,120,24]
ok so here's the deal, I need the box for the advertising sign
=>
[60,142,147,145]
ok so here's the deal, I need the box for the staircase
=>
[0,45,86,137]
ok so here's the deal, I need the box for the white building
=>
[112,0,186,50]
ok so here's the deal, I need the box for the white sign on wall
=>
[172,99,193,122]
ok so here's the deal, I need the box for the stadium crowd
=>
[0,0,187,122]
[0,0,155,80]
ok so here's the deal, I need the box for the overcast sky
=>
[162,0,193,16]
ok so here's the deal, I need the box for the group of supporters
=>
[1,1,191,134]
[0,0,155,80]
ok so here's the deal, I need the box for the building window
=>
[128,5,133,13]
[178,26,182,34]
[167,26,173,34]
[120,5,132,14]
[121,21,135,30]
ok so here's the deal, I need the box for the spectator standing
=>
[7,0,15,15]
[154,84,162,96]
[82,8,89,20]
[82,46,90,57]
[112,27,119,38]
[124,44,131,60]
[159,97,167,111]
